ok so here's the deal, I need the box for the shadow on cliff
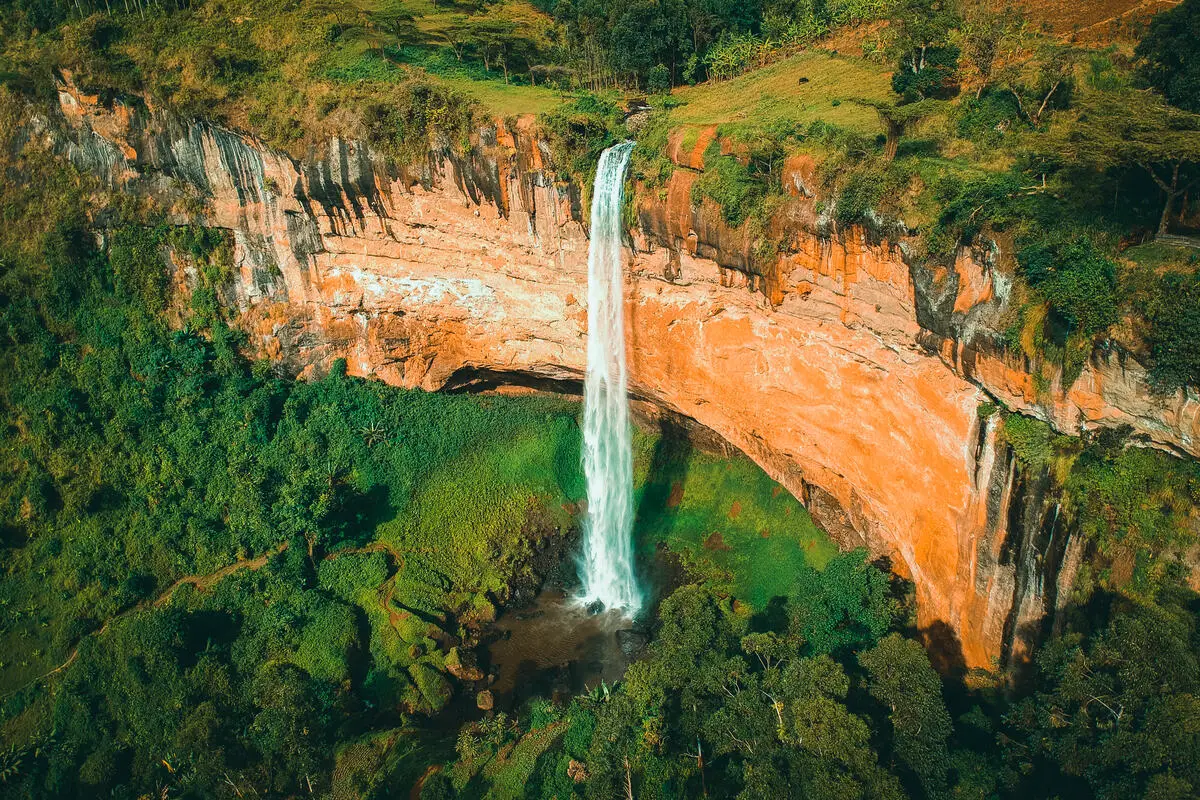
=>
[442,366,584,397]
[879,556,974,705]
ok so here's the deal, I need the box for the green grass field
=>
[666,50,891,136]
[435,74,566,117]
[631,428,837,609]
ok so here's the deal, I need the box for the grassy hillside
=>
[668,50,890,135]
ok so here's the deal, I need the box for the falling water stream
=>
[577,141,642,615]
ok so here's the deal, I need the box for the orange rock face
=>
[45,82,1200,669]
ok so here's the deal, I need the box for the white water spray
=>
[577,141,642,615]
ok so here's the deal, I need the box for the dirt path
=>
[2,543,288,700]
[3,538,430,702]
[411,764,443,800]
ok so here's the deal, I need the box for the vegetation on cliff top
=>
[1,1,1200,798]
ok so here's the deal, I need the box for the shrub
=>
[1144,271,1200,393]
[646,64,670,94]
[927,169,1024,253]
[892,46,961,101]
[1000,414,1056,468]
[537,93,624,188]
[1016,237,1118,339]
[1065,437,1200,592]
[691,154,763,228]
[954,90,1023,145]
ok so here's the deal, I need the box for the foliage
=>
[850,96,946,160]
[1142,270,1200,393]
[537,92,625,189]
[1005,585,1200,799]
[860,634,952,795]
[953,3,1024,98]
[691,150,764,227]
[892,46,960,102]
[1135,0,1200,113]
[1035,89,1200,234]
[886,0,961,101]
[1016,236,1119,339]
[1065,437,1200,593]
[999,414,1059,470]
[646,63,670,94]
[926,166,1026,253]
[527,571,909,799]
[0,155,596,795]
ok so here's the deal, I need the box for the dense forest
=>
[2,0,1200,797]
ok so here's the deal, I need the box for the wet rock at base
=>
[616,629,649,657]
[476,690,494,711]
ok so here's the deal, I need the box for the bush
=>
[1000,413,1056,468]
[646,64,670,94]
[1016,237,1118,339]
[691,153,764,228]
[1144,271,1200,393]
[537,93,624,188]
[927,169,1024,254]
[955,90,1023,145]
[892,46,961,101]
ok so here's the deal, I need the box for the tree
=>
[647,63,671,93]
[368,1,421,48]
[1041,90,1200,234]
[860,634,953,795]
[1004,587,1200,799]
[1135,0,1200,113]
[788,549,894,654]
[465,2,551,83]
[887,0,962,100]
[955,3,1024,98]
[998,43,1082,126]
[437,14,472,61]
[850,97,947,160]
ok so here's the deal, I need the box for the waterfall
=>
[577,141,642,615]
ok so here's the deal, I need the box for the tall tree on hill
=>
[465,2,552,83]
[1135,0,1200,113]
[1040,90,1200,235]
[955,2,1025,98]
[851,97,947,160]
[888,0,962,100]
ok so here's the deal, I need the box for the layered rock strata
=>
[38,82,1200,668]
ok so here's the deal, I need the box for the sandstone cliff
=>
[33,80,1200,669]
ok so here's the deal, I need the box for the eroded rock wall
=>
[35,81,1199,668]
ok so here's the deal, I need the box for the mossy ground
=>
[631,426,836,610]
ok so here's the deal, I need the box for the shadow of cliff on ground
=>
[633,418,694,604]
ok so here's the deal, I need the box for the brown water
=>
[483,589,640,710]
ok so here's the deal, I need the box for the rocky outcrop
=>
[35,80,1199,669]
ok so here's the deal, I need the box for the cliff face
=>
[40,81,1200,669]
